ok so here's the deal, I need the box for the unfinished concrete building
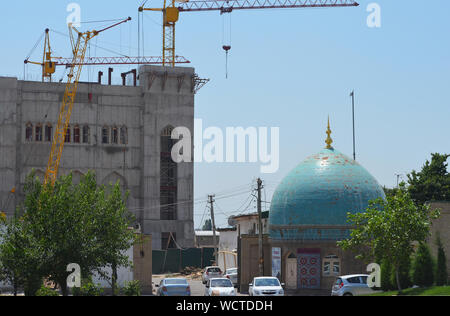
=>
[0,65,202,250]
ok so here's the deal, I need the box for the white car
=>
[249,277,285,296]
[204,278,236,296]
[202,266,223,284]
[331,274,378,296]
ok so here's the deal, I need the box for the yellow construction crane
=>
[44,17,132,187]
[23,29,57,82]
[139,0,359,67]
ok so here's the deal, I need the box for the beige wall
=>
[427,202,450,282]
[238,235,272,293]
[133,234,152,295]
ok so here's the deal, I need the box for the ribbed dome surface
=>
[269,147,385,241]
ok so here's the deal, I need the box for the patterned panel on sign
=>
[297,253,321,289]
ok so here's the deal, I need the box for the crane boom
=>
[44,17,131,187]
[178,0,359,12]
[140,0,359,67]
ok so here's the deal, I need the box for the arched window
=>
[111,126,118,144]
[82,125,90,144]
[65,125,71,143]
[73,125,80,143]
[323,255,340,277]
[120,126,128,145]
[160,125,177,220]
[102,126,109,144]
[45,123,52,142]
[35,124,42,142]
[25,123,33,141]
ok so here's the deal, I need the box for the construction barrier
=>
[152,247,215,274]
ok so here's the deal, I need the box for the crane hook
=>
[222,45,231,79]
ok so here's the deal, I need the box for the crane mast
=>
[44,17,131,187]
[139,0,359,67]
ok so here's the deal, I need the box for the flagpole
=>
[350,90,356,161]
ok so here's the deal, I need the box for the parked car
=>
[331,274,378,296]
[204,278,236,296]
[224,268,238,286]
[156,278,191,296]
[249,277,285,296]
[202,266,223,284]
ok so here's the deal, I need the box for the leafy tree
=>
[412,243,434,287]
[0,215,44,296]
[338,185,439,292]
[407,153,450,205]
[0,170,136,296]
[435,234,448,286]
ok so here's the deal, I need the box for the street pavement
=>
[152,274,248,296]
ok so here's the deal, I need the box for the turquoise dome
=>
[269,147,385,241]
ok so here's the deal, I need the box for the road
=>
[152,274,248,296]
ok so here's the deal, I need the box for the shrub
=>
[36,285,60,296]
[412,243,434,287]
[72,279,104,296]
[435,235,448,286]
[381,259,395,291]
[122,280,141,296]
[390,255,412,290]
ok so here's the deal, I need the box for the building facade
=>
[238,123,386,294]
[0,65,197,250]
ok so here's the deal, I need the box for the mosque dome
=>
[269,119,385,241]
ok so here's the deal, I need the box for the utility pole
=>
[257,178,264,276]
[350,90,356,161]
[208,194,218,265]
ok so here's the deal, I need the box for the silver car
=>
[156,278,191,296]
[331,274,377,296]
[224,268,238,286]
[202,266,223,284]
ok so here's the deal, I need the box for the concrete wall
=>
[235,214,269,235]
[427,201,450,282]
[93,247,134,289]
[0,66,195,250]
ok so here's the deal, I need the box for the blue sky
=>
[1,0,449,228]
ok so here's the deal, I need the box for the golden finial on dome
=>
[325,116,333,149]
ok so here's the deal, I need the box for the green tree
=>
[435,234,448,286]
[407,153,450,205]
[412,243,434,287]
[0,215,44,296]
[0,170,136,296]
[338,186,439,292]
[202,219,212,231]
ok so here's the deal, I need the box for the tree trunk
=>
[395,268,402,293]
[59,279,68,296]
[112,262,118,296]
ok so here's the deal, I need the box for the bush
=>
[72,279,104,296]
[412,243,434,287]
[36,285,60,296]
[390,256,412,290]
[122,280,141,296]
[435,235,448,286]
[381,259,395,291]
